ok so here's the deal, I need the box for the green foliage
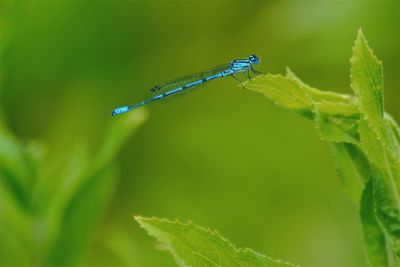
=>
[135,216,296,267]
[0,109,147,266]
[134,28,399,267]
[360,180,389,267]
[245,70,360,144]
[241,29,400,267]
[2,1,399,266]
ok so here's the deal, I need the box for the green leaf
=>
[243,31,400,266]
[0,178,33,259]
[350,36,400,263]
[48,164,117,266]
[0,108,148,265]
[94,108,149,168]
[41,109,148,265]
[384,114,400,160]
[351,29,384,135]
[136,216,297,267]
[243,74,360,143]
[0,129,38,209]
[372,173,400,263]
[34,145,91,262]
[312,102,359,144]
[331,143,368,204]
[243,74,312,117]
[351,29,399,163]
[285,68,358,107]
[357,119,400,263]
[360,179,389,267]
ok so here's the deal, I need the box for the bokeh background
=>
[1,1,399,266]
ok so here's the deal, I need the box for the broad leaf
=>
[136,216,297,267]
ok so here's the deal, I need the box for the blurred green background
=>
[1,1,399,266]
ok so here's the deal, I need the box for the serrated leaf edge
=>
[135,216,298,267]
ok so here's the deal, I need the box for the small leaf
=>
[244,74,312,116]
[350,29,398,156]
[285,68,359,107]
[360,179,389,267]
[372,174,400,263]
[312,102,359,144]
[244,74,360,143]
[351,29,384,127]
[331,143,367,204]
[135,216,297,267]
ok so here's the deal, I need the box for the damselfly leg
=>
[251,65,264,75]
[231,73,246,89]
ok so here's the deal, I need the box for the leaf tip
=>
[356,28,366,45]
[134,215,153,223]
[285,66,293,75]
[133,215,152,229]
[357,27,364,37]
[133,215,141,221]
[352,28,380,64]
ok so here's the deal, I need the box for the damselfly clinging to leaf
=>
[111,54,262,116]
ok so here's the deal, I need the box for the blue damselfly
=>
[112,54,261,116]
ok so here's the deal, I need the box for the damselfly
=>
[111,54,261,116]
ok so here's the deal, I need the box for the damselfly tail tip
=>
[111,106,129,116]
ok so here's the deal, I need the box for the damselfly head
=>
[249,54,260,65]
